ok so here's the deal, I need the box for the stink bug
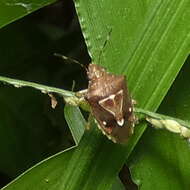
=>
[85,64,135,144]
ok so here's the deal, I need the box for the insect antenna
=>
[97,28,112,65]
[54,53,87,72]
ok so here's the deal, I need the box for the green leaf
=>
[129,58,190,189]
[75,0,190,187]
[64,104,86,145]
[0,0,56,28]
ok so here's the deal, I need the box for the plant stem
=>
[0,75,190,140]
[134,108,190,140]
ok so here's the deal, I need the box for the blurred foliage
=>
[0,0,56,28]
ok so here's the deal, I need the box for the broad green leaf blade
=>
[76,0,190,153]
[75,0,190,188]
[0,0,56,28]
[129,59,190,189]
[76,0,190,109]
[64,104,85,144]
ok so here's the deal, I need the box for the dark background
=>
[0,0,90,187]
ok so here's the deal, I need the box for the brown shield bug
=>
[85,64,135,144]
